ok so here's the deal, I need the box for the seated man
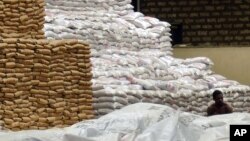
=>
[207,90,233,116]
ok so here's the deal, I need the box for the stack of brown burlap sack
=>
[0,0,93,131]
[0,39,93,131]
[0,0,45,39]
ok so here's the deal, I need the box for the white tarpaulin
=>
[1,103,250,141]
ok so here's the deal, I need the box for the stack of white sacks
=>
[44,0,250,117]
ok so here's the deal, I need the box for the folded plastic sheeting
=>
[1,103,250,141]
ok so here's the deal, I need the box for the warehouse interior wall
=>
[173,47,250,85]
[140,0,250,46]
[131,0,138,11]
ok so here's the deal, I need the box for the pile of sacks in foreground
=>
[44,0,250,117]
[0,103,249,141]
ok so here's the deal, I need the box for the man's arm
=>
[207,106,213,116]
[225,104,233,113]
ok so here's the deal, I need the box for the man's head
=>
[212,90,224,106]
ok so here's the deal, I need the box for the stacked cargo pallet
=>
[0,0,93,131]
[46,0,134,15]
[44,0,250,117]
[0,39,93,131]
[0,0,45,39]
[91,51,250,116]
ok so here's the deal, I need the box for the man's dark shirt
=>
[207,103,233,116]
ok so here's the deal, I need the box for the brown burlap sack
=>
[0,39,93,130]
